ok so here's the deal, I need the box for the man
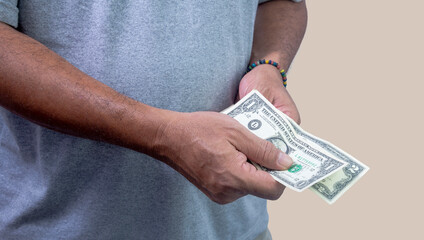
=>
[0,0,307,239]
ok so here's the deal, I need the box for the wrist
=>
[246,59,288,87]
[140,108,183,164]
[249,52,290,71]
[108,100,177,160]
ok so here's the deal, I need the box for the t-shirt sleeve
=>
[0,0,19,28]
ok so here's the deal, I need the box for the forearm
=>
[0,22,169,155]
[251,0,307,70]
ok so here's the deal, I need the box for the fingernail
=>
[278,152,293,169]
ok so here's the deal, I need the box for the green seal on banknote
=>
[288,164,302,173]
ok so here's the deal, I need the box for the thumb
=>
[232,130,293,170]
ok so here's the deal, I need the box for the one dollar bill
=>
[222,90,369,204]
[281,114,369,204]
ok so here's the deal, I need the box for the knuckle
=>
[269,185,285,200]
[212,195,233,205]
[206,178,244,205]
[205,178,226,196]
[226,123,244,139]
[234,151,247,163]
[208,189,231,204]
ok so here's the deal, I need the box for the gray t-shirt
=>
[0,0,299,239]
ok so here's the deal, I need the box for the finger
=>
[278,106,301,126]
[230,128,293,170]
[232,154,285,200]
[274,89,301,125]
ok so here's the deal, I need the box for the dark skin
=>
[0,0,307,204]
[240,0,307,124]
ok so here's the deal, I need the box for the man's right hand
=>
[153,111,293,204]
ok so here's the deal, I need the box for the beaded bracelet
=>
[246,59,288,87]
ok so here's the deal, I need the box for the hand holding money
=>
[155,110,293,204]
[222,90,369,204]
[238,64,301,125]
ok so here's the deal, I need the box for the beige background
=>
[268,0,423,239]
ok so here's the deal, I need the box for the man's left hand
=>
[238,64,301,124]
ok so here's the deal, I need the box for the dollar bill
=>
[277,103,369,204]
[222,90,347,192]
[222,90,369,203]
